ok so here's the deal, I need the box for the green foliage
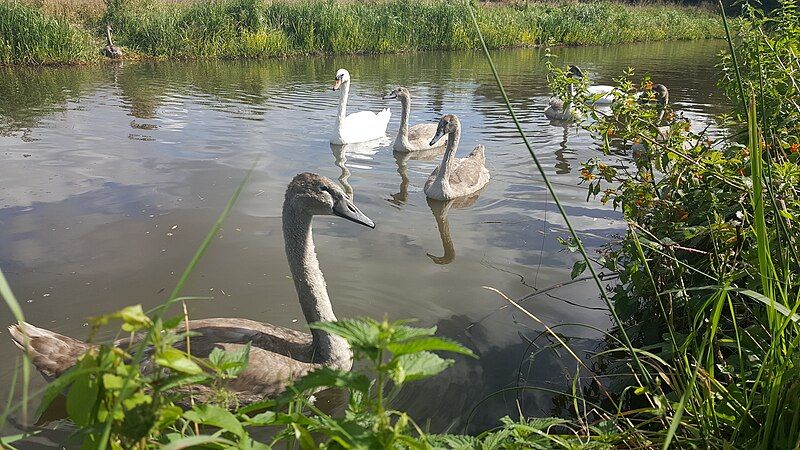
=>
[2,0,723,65]
[0,1,96,65]
[547,0,800,447]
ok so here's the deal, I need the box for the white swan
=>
[331,69,391,145]
[570,65,616,106]
[383,87,445,152]
[9,173,375,405]
[424,114,490,201]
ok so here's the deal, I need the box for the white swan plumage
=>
[570,65,615,106]
[331,68,391,145]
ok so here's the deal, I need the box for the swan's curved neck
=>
[282,204,351,365]
[435,127,460,186]
[336,81,350,127]
[397,96,411,146]
[106,28,113,47]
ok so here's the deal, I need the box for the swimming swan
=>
[9,173,375,404]
[570,65,615,106]
[424,114,490,201]
[383,87,445,152]
[331,69,391,145]
[103,24,122,59]
[544,65,583,122]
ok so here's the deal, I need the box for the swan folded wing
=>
[450,145,486,188]
[407,123,439,143]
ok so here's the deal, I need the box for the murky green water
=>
[0,40,727,443]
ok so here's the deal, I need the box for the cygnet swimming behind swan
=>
[383,87,445,152]
[424,114,490,201]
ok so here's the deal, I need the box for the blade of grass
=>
[0,269,30,426]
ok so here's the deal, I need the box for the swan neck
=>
[399,96,410,138]
[336,81,350,126]
[436,128,460,182]
[282,204,351,365]
[106,28,113,47]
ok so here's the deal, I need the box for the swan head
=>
[567,65,585,79]
[429,114,460,147]
[382,86,410,101]
[332,69,350,91]
[106,24,113,32]
[653,84,669,105]
[285,173,374,228]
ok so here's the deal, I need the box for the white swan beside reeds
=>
[424,114,490,201]
[9,173,375,404]
[331,69,391,145]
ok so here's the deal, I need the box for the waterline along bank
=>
[1,0,723,65]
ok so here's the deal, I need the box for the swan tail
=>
[8,322,93,380]
[468,144,486,165]
[378,108,391,128]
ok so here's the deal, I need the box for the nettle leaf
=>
[288,366,370,395]
[571,260,588,279]
[389,351,453,384]
[184,404,245,437]
[155,347,203,375]
[391,324,437,342]
[310,318,381,357]
[387,337,476,358]
[66,372,100,427]
[208,343,251,377]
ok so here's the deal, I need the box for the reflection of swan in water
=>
[551,124,574,175]
[330,139,386,198]
[388,147,445,206]
[426,189,483,265]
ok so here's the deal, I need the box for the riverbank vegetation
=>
[3,0,797,449]
[0,0,723,65]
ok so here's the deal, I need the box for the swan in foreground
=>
[544,65,584,122]
[569,65,615,105]
[331,69,391,145]
[424,114,490,201]
[103,24,122,59]
[9,173,375,404]
[383,87,445,152]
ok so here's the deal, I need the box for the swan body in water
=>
[569,65,615,105]
[331,69,391,145]
[544,65,584,122]
[383,87,445,152]
[9,173,375,404]
[103,24,122,59]
[424,114,490,201]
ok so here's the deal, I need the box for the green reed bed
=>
[0,1,97,65]
[3,0,722,65]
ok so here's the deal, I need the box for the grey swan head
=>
[8,173,375,406]
[383,86,445,152]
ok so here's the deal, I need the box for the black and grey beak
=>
[429,122,447,147]
[382,90,398,100]
[333,197,375,228]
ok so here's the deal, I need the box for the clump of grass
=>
[0,1,96,65]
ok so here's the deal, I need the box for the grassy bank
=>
[0,0,722,65]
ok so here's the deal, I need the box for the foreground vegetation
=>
[0,0,723,65]
[3,0,799,449]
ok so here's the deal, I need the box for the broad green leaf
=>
[390,351,453,384]
[291,423,317,450]
[102,373,124,390]
[155,347,203,375]
[288,367,370,395]
[160,435,236,450]
[66,366,100,426]
[570,260,587,279]
[184,404,245,437]
[387,337,476,358]
[36,366,97,417]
